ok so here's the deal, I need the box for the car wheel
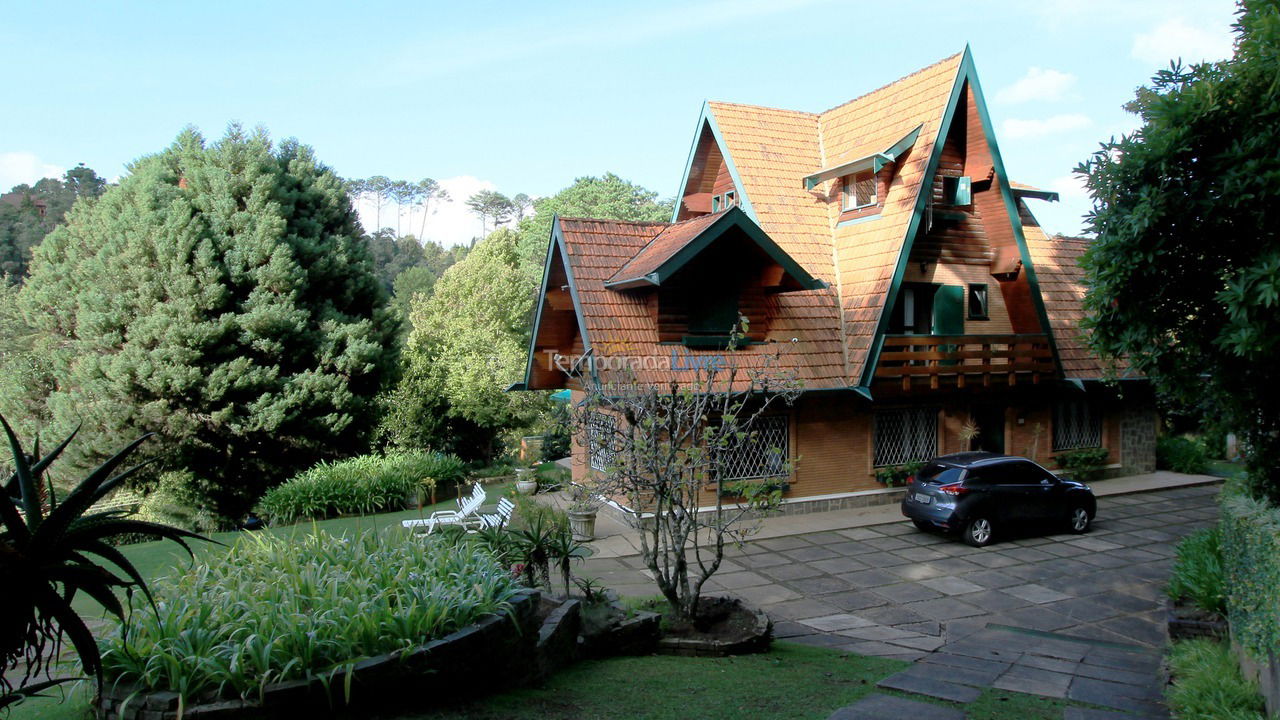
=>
[963,517,994,547]
[1069,507,1092,534]
[912,519,933,532]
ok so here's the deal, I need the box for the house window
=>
[711,194,722,212]
[842,171,877,211]
[587,412,617,472]
[718,415,789,480]
[874,407,938,467]
[943,175,972,205]
[1053,400,1102,451]
[724,190,736,208]
[967,284,989,320]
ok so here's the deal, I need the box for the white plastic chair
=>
[402,483,486,535]
[477,497,515,530]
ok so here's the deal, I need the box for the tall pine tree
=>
[9,126,398,521]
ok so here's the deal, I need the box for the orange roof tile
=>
[556,217,847,390]
[606,210,725,286]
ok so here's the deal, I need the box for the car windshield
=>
[914,464,964,485]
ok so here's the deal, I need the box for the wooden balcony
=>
[876,334,1055,390]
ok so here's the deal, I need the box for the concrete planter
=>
[656,599,772,657]
[567,508,598,541]
[515,468,537,495]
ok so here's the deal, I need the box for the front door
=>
[971,407,1006,453]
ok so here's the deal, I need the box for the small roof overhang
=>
[604,206,826,292]
[801,124,923,191]
[1010,183,1060,202]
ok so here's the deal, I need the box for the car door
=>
[1007,460,1057,520]
[963,464,1017,523]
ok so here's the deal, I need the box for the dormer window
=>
[711,191,737,213]
[842,171,877,211]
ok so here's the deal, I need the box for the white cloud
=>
[354,175,500,247]
[1048,174,1091,204]
[0,152,63,192]
[1132,17,1234,67]
[996,67,1077,104]
[1002,114,1093,140]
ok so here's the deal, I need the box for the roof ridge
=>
[706,99,817,117]
[557,216,671,227]
[817,51,964,117]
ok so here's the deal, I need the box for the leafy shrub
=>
[257,451,464,524]
[1158,435,1210,474]
[1221,490,1280,660]
[1167,526,1226,614]
[875,461,926,487]
[1052,447,1110,483]
[541,402,572,462]
[100,530,520,703]
[134,470,221,533]
[1166,639,1265,719]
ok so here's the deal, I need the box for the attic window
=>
[711,192,737,213]
[943,176,972,206]
[724,190,736,208]
[842,171,876,211]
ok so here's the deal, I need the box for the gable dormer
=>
[607,208,824,347]
[675,108,748,222]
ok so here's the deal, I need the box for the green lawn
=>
[12,643,1077,720]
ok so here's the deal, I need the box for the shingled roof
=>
[553,216,848,390]
[527,47,1113,393]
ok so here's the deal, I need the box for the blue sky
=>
[0,0,1238,244]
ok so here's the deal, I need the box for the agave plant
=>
[0,415,209,705]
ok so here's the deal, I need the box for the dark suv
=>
[900,452,1096,547]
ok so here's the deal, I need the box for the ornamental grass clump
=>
[257,451,465,524]
[100,529,520,703]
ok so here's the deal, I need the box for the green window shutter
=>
[932,285,965,336]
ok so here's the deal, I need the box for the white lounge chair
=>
[477,497,515,530]
[402,483,486,535]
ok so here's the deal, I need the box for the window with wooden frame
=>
[711,194,722,212]
[724,190,736,208]
[842,170,877,211]
[1052,400,1102,451]
[967,284,989,320]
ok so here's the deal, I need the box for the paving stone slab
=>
[901,597,986,621]
[992,665,1074,698]
[1063,708,1167,720]
[782,545,843,562]
[877,668,982,703]
[885,634,947,652]
[874,582,945,604]
[836,527,886,541]
[837,640,927,661]
[959,569,1024,589]
[761,563,828,581]
[763,598,843,621]
[810,557,871,575]
[706,571,772,589]
[790,576,857,596]
[1068,677,1167,715]
[918,653,1010,684]
[828,693,965,720]
[771,620,818,639]
[824,590,893,612]
[801,613,873,632]
[919,576,985,596]
[962,589,1036,612]
[835,625,922,642]
[1005,583,1074,604]
[753,536,814,551]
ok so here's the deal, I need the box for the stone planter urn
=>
[515,468,538,495]
[568,507,598,541]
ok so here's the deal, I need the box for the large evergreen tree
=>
[1078,1,1280,500]
[7,127,398,520]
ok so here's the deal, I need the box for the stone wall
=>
[1120,402,1158,475]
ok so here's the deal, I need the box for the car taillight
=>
[939,482,969,496]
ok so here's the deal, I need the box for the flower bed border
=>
[97,589,544,720]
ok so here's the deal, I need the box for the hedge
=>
[1221,489,1280,660]
[257,451,466,524]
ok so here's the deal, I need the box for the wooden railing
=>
[876,334,1055,390]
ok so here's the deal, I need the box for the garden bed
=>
[1165,596,1228,641]
[655,597,772,657]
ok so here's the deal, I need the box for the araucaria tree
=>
[572,331,801,621]
[6,126,398,522]
[1076,0,1280,501]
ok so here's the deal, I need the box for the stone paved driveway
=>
[584,483,1221,718]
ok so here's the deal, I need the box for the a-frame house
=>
[520,47,1156,510]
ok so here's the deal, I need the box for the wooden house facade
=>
[518,48,1157,513]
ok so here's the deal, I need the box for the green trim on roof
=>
[520,216,593,390]
[605,207,825,291]
[802,124,922,191]
[671,102,758,224]
[856,46,1065,389]
[1011,187,1060,202]
[965,51,1064,381]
